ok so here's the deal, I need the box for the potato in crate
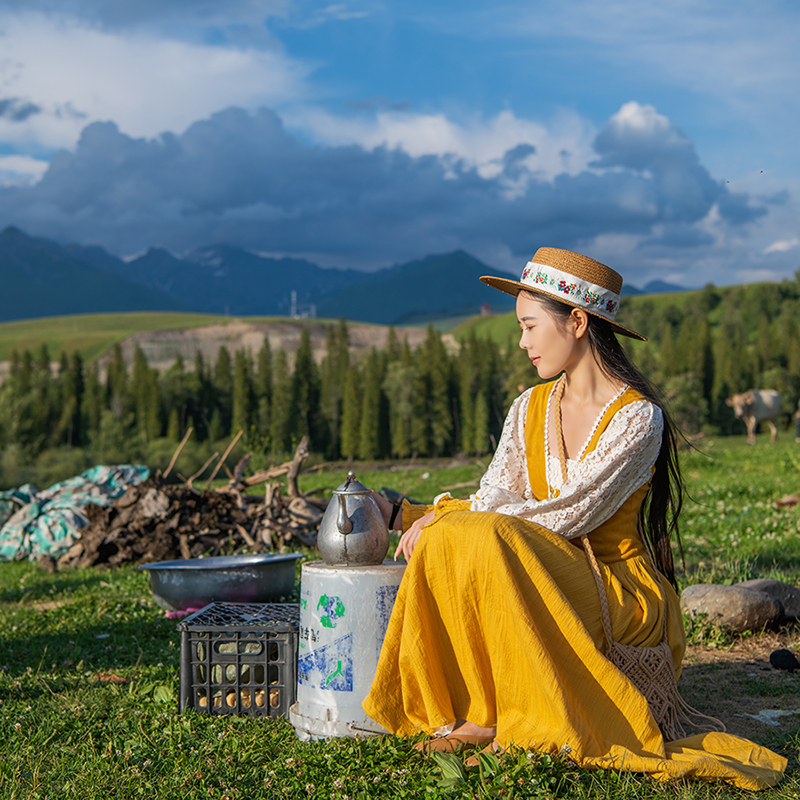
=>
[178,603,299,718]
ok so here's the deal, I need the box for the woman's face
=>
[516,293,580,380]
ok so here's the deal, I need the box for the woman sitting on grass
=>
[367,247,785,790]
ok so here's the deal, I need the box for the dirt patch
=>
[680,632,800,759]
[95,319,442,373]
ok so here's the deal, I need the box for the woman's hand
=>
[395,510,434,562]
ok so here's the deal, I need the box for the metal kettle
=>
[317,471,390,566]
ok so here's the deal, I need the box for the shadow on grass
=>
[1,611,181,679]
[0,567,111,604]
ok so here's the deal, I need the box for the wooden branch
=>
[230,453,253,486]
[235,523,257,549]
[205,430,243,490]
[286,435,310,498]
[163,427,194,478]
[186,451,219,489]
[243,465,290,486]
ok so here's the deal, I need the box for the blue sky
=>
[0,0,797,288]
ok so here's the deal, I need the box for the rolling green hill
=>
[0,312,232,362]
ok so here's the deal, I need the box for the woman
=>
[365,247,785,790]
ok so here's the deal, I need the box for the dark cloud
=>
[0,105,766,272]
[0,98,42,122]
[637,225,716,250]
[502,144,536,177]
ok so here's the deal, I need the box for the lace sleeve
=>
[471,400,663,539]
[476,389,532,500]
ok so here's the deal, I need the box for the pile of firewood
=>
[57,436,327,569]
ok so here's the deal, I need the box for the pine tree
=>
[270,348,292,456]
[82,362,103,437]
[417,326,453,456]
[231,349,255,437]
[383,338,415,458]
[213,346,233,435]
[658,325,680,380]
[161,354,188,443]
[188,350,211,441]
[291,327,320,447]
[385,326,400,362]
[358,350,381,460]
[256,339,273,437]
[106,343,129,419]
[131,345,153,444]
[58,352,84,447]
[166,407,181,442]
[340,365,362,460]
[319,322,350,459]
[457,331,479,453]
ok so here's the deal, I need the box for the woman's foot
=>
[451,721,496,738]
[412,721,497,754]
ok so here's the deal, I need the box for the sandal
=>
[413,734,495,754]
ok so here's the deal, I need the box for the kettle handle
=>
[336,493,354,535]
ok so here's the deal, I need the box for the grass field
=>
[2,433,800,798]
[0,312,232,363]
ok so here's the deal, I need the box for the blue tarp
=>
[0,465,150,561]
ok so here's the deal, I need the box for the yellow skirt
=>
[362,503,786,790]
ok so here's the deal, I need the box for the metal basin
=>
[139,553,303,612]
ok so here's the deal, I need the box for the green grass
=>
[0,312,231,363]
[678,431,800,585]
[3,436,800,797]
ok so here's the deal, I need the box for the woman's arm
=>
[473,401,663,539]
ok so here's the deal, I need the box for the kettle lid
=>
[333,470,371,496]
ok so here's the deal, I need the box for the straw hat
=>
[480,247,645,341]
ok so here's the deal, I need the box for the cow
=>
[725,389,782,445]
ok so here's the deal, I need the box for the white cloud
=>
[764,237,799,254]
[0,154,49,186]
[0,12,309,150]
[285,106,596,184]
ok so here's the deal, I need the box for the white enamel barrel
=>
[289,560,405,739]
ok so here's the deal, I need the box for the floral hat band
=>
[479,246,646,341]
[519,260,620,321]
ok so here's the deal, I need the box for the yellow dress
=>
[362,383,786,790]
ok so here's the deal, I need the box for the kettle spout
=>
[336,493,354,535]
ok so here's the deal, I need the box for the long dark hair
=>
[529,292,684,589]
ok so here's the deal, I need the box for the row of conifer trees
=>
[0,322,533,464]
[3,273,800,475]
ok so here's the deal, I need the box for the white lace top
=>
[469,382,663,540]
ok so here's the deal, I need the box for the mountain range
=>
[0,226,687,324]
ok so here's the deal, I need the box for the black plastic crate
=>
[178,603,299,718]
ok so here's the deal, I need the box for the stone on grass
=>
[738,579,800,621]
[680,584,783,633]
[769,649,800,671]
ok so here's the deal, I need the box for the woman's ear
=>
[571,308,589,339]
